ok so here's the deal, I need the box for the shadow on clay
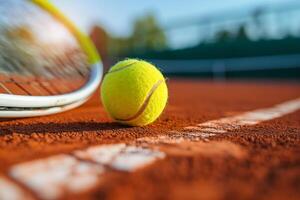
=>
[0,122,130,135]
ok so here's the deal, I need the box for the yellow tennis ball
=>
[101,59,168,126]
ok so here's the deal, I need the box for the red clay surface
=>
[0,80,300,200]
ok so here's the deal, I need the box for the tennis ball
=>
[101,59,168,126]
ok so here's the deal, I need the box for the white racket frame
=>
[0,98,89,118]
[0,0,103,117]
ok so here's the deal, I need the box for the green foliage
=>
[109,14,168,57]
[131,14,167,51]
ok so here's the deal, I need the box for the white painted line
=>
[137,134,185,144]
[74,144,165,172]
[74,144,126,165]
[10,155,104,200]
[182,98,300,139]
[185,126,227,134]
[0,176,32,200]
[110,146,165,171]
[9,145,165,200]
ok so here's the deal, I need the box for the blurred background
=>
[51,0,300,79]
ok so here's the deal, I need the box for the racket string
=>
[0,73,88,96]
[0,0,91,97]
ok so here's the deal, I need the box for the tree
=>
[130,14,167,52]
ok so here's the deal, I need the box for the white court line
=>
[0,176,33,200]
[5,97,300,200]
[10,145,164,200]
[74,144,165,172]
[10,155,104,200]
[181,98,300,140]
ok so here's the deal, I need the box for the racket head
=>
[0,0,102,110]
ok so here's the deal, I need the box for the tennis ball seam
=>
[107,61,139,74]
[114,79,164,122]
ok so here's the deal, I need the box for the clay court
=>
[0,80,299,200]
[1,1,300,200]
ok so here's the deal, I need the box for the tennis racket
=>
[0,0,103,117]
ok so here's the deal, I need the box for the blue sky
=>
[50,0,296,35]
[50,0,299,48]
